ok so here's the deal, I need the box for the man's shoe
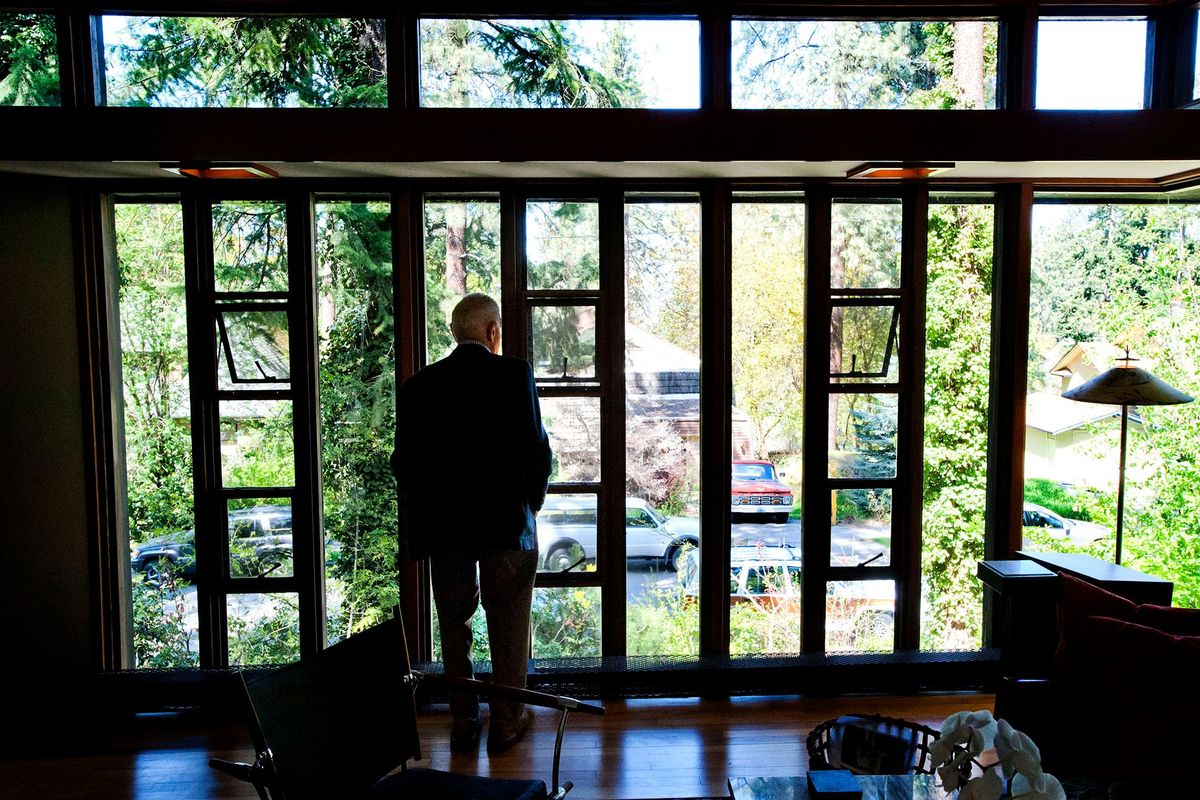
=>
[486,708,531,755]
[449,717,482,753]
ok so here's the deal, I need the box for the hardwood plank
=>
[0,693,992,799]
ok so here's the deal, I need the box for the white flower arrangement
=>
[929,710,1066,800]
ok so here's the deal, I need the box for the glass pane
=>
[831,202,903,289]
[227,498,293,579]
[227,593,301,666]
[221,400,294,487]
[923,201,994,651]
[0,13,60,106]
[532,586,601,659]
[538,494,598,574]
[730,197,805,655]
[829,393,898,479]
[420,19,699,109]
[116,203,199,668]
[532,305,596,381]
[826,580,895,653]
[1026,202,1200,611]
[624,200,701,657]
[732,20,998,109]
[831,304,900,382]
[316,200,397,645]
[216,310,290,390]
[1194,13,1200,102]
[832,489,892,567]
[213,201,288,293]
[1035,19,1147,109]
[727,553,803,656]
[526,201,599,290]
[100,16,386,107]
[424,198,501,364]
[542,396,601,482]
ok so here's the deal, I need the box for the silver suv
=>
[538,496,700,572]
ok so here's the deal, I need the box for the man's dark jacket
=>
[392,343,552,560]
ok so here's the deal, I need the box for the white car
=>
[1022,503,1110,544]
[538,496,699,572]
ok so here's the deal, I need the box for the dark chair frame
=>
[805,713,943,776]
[210,618,603,800]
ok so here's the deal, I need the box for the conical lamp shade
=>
[1062,366,1194,406]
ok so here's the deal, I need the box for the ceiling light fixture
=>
[846,162,955,180]
[161,162,279,179]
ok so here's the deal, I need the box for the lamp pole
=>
[1115,404,1128,565]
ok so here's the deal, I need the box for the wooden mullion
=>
[698,180,733,660]
[182,190,226,668]
[394,184,430,661]
[983,183,1032,648]
[801,186,831,654]
[1001,2,1038,110]
[896,187,928,652]
[288,190,322,656]
[599,187,627,658]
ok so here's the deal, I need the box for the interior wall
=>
[0,181,93,675]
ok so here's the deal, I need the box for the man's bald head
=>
[451,293,501,352]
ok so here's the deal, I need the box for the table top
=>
[728,774,952,799]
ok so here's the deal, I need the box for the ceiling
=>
[3,159,1200,184]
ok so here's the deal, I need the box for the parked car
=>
[130,505,341,585]
[538,495,700,572]
[731,460,794,523]
[1022,503,1110,544]
[680,546,895,647]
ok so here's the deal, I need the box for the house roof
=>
[1026,391,1142,436]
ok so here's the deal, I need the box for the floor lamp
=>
[1062,353,1193,565]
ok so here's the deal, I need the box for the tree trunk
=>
[358,18,388,85]
[444,204,467,297]
[953,21,986,109]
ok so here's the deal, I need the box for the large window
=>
[1025,201,1200,609]
[316,199,397,644]
[117,201,197,668]
[98,15,387,107]
[419,18,699,108]
[922,196,995,651]
[624,197,701,657]
[1035,18,1148,109]
[732,19,998,109]
[729,196,805,655]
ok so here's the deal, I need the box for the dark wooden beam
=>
[6,109,1200,165]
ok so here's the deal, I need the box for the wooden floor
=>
[1,692,992,800]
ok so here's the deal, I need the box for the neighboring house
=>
[624,323,755,457]
[1025,342,1142,488]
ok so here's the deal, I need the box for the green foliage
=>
[531,587,602,658]
[131,576,197,668]
[420,19,644,108]
[116,204,193,544]
[317,202,399,638]
[921,203,995,650]
[1023,478,1094,522]
[734,20,997,109]
[1030,203,1200,610]
[227,595,301,666]
[731,202,807,456]
[0,12,59,105]
[423,201,501,362]
[105,16,386,107]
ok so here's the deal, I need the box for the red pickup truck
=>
[730,459,794,524]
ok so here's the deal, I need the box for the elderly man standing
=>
[392,293,552,754]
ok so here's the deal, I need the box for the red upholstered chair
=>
[1004,572,1200,782]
